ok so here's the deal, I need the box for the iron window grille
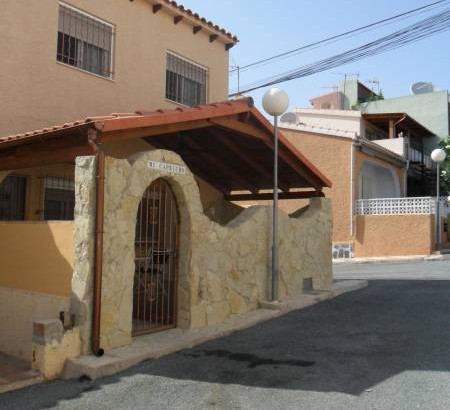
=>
[43,177,75,221]
[57,2,114,79]
[0,176,27,221]
[166,52,208,106]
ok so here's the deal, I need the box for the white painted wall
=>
[293,108,363,136]
[373,138,405,157]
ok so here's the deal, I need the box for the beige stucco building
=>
[0,0,235,138]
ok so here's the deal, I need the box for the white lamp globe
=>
[431,148,447,163]
[262,88,289,116]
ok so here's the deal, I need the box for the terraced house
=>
[0,0,332,381]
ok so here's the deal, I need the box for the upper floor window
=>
[166,53,208,106]
[57,2,114,79]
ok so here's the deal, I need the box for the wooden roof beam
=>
[174,15,183,24]
[100,120,212,143]
[209,116,322,190]
[206,127,291,192]
[193,25,202,34]
[225,190,324,201]
[209,34,219,43]
[183,135,259,194]
[208,117,268,141]
[152,3,162,13]
[149,138,231,195]
[0,134,94,172]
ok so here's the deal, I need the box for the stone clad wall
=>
[72,150,332,352]
[71,156,97,355]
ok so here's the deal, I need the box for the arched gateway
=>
[132,178,179,335]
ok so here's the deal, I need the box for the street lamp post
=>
[262,88,289,302]
[431,148,447,249]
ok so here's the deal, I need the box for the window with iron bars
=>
[43,177,75,221]
[57,2,114,79]
[166,53,208,106]
[0,176,27,221]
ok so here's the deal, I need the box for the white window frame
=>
[57,1,115,80]
[165,51,209,107]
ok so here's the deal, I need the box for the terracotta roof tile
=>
[0,97,331,189]
[0,98,254,145]
[161,0,238,43]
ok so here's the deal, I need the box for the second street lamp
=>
[262,88,289,302]
[431,148,447,249]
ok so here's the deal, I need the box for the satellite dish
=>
[280,112,298,124]
[410,82,435,95]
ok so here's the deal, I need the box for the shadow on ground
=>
[2,280,450,409]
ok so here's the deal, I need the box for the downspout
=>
[350,138,358,237]
[404,133,410,196]
[88,132,105,357]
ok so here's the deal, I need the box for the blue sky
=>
[180,0,450,112]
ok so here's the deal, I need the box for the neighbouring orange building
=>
[275,107,448,258]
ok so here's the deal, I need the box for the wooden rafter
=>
[209,34,219,43]
[180,133,258,194]
[225,190,324,201]
[152,4,162,13]
[100,120,212,143]
[0,134,94,171]
[193,25,202,34]
[206,127,290,192]
[209,117,267,141]
[174,15,183,24]
[210,116,323,190]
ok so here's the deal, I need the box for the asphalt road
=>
[2,260,450,410]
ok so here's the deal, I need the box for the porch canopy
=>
[363,113,434,139]
[0,97,331,200]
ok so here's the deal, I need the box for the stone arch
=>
[99,150,202,350]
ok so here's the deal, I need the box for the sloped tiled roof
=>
[159,0,238,43]
[0,98,331,190]
[0,99,252,146]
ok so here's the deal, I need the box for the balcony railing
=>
[355,197,449,216]
[407,145,434,170]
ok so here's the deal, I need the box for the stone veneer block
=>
[70,150,333,353]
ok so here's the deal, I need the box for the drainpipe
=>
[404,134,409,196]
[88,133,105,357]
[350,139,357,237]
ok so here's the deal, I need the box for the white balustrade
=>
[355,197,449,216]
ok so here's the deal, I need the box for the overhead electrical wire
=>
[229,7,450,96]
[229,0,449,75]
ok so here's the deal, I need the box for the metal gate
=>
[132,179,179,336]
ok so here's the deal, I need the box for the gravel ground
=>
[1,261,450,410]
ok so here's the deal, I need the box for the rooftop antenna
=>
[230,65,241,97]
[321,85,339,91]
[332,72,359,109]
[367,79,380,94]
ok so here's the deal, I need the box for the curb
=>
[0,374,44,395]
[333,254,450,265]
[63,279,367,381]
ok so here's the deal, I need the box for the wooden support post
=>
[389,119,396,139]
